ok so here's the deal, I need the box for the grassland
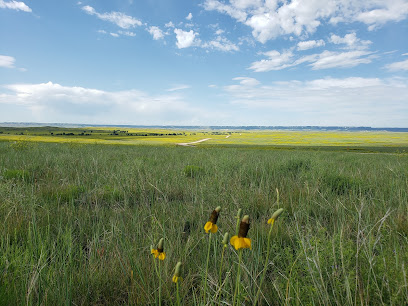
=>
[0,128,408,305]
[1,126,408,151]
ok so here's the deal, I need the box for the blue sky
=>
[1,0,407,127]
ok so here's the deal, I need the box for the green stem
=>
[218,245,226,285]
[158,261,162,306]
[255,221,275,305]
[176,281,181,306]
[203,233,212,302]
[153,256,159,305]
[233,249,243,306]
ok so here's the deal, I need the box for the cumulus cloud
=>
[186,12,193,20]
[223,76,408,126]
[174,29,200,48]
[385,58,408,71]
[81,5,142,29]
[0,82,212,125]
[165,21,175,28]
[329,32,371,49]
[297,39,325,51]
[250,49,375,72]
[203,0,408,43]
[0,55,16,68]
[0,0,31,12]
[147,26,164,40]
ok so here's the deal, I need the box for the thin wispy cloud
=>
[81,5,142,29]
[166,84,191,92]
[0,55,16,68]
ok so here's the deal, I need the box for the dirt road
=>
[177,138,211,147]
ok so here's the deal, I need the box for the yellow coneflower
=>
[172,262,182,283]
[204,206,221,233]
[230,215,251,250]
[151,238,166,260]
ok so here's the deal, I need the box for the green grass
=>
[0,141,407,305]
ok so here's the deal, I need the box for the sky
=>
[0,0,408,127]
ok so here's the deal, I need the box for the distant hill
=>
[1,122,407,132]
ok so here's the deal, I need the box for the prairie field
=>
[0,128,408,305]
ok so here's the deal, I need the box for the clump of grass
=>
[183,165,203,178]
[324,174,364,195]
[283,159,311,174]
[3,169,31,181]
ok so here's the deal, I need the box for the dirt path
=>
[177,138,211,147]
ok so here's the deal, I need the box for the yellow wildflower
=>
[204,206,221,233]
[151,238,166,260]
[172,262,182,283]
[230,215,251,250]
[267,208,284,225]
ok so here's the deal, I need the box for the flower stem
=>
[152,256,159,305]
[158,261,162,306]
[176,281,181,306]
[233,249,243,306]
[255,220,275,305]
[203,233,212,302]
[218,245,226,285]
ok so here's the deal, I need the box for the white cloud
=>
[356,1,408,30]
[147,26,164,40]
[202,0,247,22]
[98,29,107,34]
[0,82,213,125]
[232,77,260,86]
[167,84,191,92]
[202,36,239,52]
[249,50,294,71]
[0,55,16,68]
[203,0,408,43]
[223,76,408,126]
[81,5,142,29]
[0,0,31,12]
[174,29,200,48]
[118,30,136,37]
[165,21,175,28]
[249,49,375,72]
[385,58,408,71]
[309,50,374,69]
[215,29,224,35]
[329,32,371,49]
[297,39,325,51]
[186,12,193,20]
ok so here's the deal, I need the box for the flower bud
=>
[271,208,284,221]
[174,262,182,277]
[157,238,164,253]
[222,232,229,245]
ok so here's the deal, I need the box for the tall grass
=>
[0,141,407,304]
